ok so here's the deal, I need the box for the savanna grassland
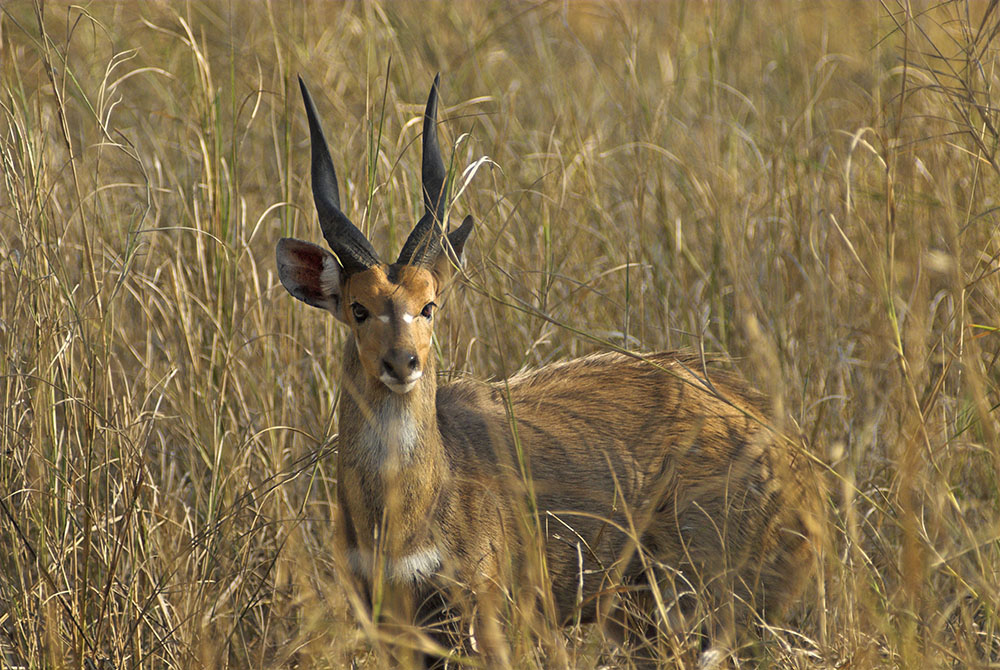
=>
[2,1,999,668]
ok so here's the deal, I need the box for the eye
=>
[420,302,436,319]
[351,302,369,323]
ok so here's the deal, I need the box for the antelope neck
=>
[337,339,446,575]
[339,338,442,474]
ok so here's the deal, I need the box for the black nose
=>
[382,349,419,381]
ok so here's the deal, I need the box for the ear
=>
[276,237,348,322]
[432,215,474,284]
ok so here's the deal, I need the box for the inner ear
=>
[276,237,347,321]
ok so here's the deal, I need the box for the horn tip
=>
[453,215,474,239]
[298,76,312,105]
[427,74,441,109]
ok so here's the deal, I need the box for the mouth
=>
[380,372,421,394]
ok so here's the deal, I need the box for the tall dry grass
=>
[1,1,998,667]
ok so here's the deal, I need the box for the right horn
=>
[298,76,380,275]
[396,74,448,267]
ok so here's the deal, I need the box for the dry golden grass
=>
[2,1,999,667]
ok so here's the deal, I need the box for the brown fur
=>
[276,76,824,668]
[336,344,823,650]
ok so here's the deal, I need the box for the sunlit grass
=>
[1,1,998,667]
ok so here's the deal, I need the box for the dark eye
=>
[421,302,436,319]
[351,303,369,323]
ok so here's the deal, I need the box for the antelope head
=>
[276,75,473,394]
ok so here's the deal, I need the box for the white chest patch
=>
[348,545,442,583]
[391,546,442,581]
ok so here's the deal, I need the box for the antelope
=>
[276,75,824,668]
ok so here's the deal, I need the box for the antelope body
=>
[277,75,823,667]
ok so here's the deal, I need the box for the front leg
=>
[470,585,510,670]
[375,580,430,669]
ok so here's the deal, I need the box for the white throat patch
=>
[354,393,420,470]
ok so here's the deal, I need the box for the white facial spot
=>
[374,311,413,325]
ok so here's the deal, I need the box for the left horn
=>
[299,76,380,274]
[397,74,448,266]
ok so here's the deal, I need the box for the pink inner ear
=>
[282,238,326,267]
[277,238,338,308]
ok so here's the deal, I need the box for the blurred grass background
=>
[1,1,999,667]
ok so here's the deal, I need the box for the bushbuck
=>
[276,75,824,668]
